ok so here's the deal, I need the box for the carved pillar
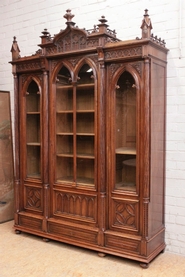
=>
[13,72,20,225]
[97,47,106,247]
[42,70,49,232]
[141,57,150,255]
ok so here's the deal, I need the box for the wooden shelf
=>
[77,83,94,89]
[27,142,41,146]
[122,158,136,167]
[56,176,73,183]
[56,132,73,136]
[76,133,94,136]
[77,153,95,159]
[76,177,94,186]
[116,147,136,155]
[76,110,94,113]
[57,153,73,158]
[116,182,136,191]
[57,84,73,89]
[57,153,94,159]
[27,111,40,115]
[56,110,73,114]
[27,173,41,179]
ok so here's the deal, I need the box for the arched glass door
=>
[115,72,136,192]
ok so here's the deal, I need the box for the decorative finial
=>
[144,9,149,17]
[10,36,20,61]
[98,15,108,24]
[141,9,152,39]
[64,9,75,26]
[40,28,51,44]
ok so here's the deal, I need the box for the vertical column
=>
[13,72,20,227]
[140,57,150,256]
[42,70,49,232]
[97,47,106,248]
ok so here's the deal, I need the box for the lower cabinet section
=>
[14,213,165,266]
[47,219,99,246]
[19,213,43,232]
[105,231,141,255]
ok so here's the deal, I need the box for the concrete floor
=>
[0,220,185,277]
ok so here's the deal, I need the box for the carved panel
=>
[109,63,124,78]
[54,191,97,221]
[24,186,42,211]
[131,62,142,76]
[21,74,42,86]
[109,62,142,79]
[17,61,41,72]
[113,200,138,230]
[86,39,99,48]
[105,46,142,60]
[46,46,57,55]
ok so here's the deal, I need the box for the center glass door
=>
[55,63,95,188]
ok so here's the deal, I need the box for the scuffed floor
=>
[0,220,185,277]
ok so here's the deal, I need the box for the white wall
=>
[0,0,185,256]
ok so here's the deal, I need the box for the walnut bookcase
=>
[10,9,168,267]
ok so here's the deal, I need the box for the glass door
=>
[56,67,74,183]
[55,64,95,188]
[115,72,136,192]
[76,64,95,186]
[26,80,41,179]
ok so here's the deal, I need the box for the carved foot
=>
[43,238,50,242]
[140,262,149,269]
[98,252,106,257]
[15,230,21,234]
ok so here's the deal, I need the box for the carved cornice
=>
[105,46,142,61]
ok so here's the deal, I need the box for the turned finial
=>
[64,9,75,26]
[11,36,20,61]
[141,9,153,39]
[98,15,109,33]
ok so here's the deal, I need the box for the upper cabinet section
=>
[10,9,168,71]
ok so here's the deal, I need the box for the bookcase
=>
[11,9,168,267]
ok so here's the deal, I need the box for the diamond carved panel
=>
[113,200,139,231]
[25,186,42,211]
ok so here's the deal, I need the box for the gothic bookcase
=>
[10,9,168,267]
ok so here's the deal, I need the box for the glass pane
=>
[26,81,41,179]
[115,72,136,191]
[76,113,94,134]
[27,114,40,143]
[56,66,74,183]
[77,135,94,157]
[26,81,40,112]
[56,157,73,183]
[76,64,95,186]
[77,158,94,186]
[27,145,40,178]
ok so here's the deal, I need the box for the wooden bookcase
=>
[10,9,168,267]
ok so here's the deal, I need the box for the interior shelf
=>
[122,158,136,167]
[27,112,40,115]
[115,182,136,191]
[116,147,136,155]
[76,133,94,136]
[76,177,94,186]
[27,142,41,146]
